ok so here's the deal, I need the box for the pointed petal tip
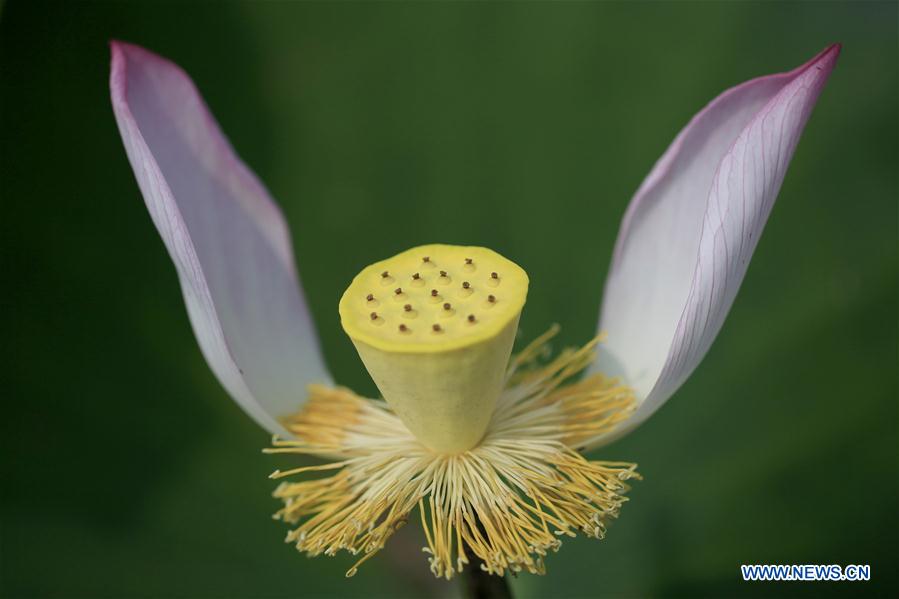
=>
[809,42,841,72]
[109,39,139,63]
[786,43,840,85]
[108,40,181,77]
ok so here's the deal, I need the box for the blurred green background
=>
[1,1,896,598]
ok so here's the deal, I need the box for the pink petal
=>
[594,45,840,442]
[109,41,331,435]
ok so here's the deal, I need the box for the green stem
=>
[462,554,513,599]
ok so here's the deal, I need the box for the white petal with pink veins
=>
[110,41,332,435]
[592,45,840,445]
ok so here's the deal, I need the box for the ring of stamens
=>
[266,327,638,579]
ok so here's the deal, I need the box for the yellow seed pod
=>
[339,244,529,453]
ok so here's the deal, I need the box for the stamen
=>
[268,332,638,580]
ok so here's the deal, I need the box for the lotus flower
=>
[109,41,839,580]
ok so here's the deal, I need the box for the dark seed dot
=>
[381,271,389,278]
[423,256,430,262]
[432,324,442,332]
[366,293,374,301]
[399,324,408,332]
[440,270,447,277]
[413,273,420,280]
[404,304,412,312]
[443,302,451,310]
[395,288,402,295]
[468,314,476,323]
[491,272,498,279]
[370,312,378,320]
[465,258,473,265]
[462,281,470,289]
[431,289,438,297]
[488,295,496,303]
